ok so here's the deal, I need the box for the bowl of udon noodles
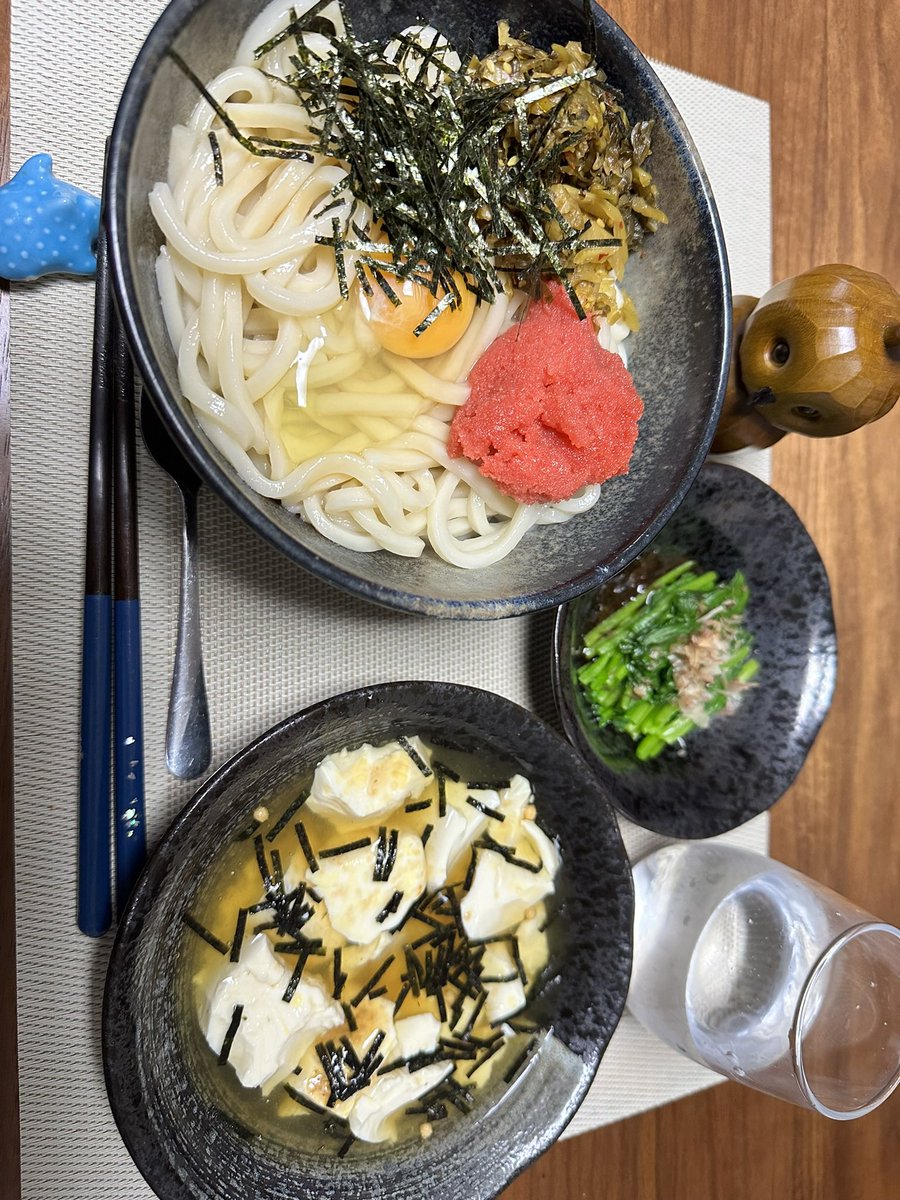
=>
[103,681,634,1199]
[108,0,730,617]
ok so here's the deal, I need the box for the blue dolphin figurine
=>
[0,153,101,280]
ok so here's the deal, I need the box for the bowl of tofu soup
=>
[102,681,633,1199]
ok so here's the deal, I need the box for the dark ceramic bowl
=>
[103,682,633,1200]
[553,463,838,838]
[107,0,730,618]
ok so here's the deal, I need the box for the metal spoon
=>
[140,390,212,779]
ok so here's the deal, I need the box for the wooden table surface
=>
[0,0,897,1197]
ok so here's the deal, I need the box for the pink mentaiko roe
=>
[448,284,644,505]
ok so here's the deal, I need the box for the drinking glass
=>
[628,843,900,1118]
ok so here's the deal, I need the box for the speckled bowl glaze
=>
[107,0,730,618]
[103,682,633,1200]
[553,463,838,838]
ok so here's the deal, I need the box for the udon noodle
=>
[151,1,630,568]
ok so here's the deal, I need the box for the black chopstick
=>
[111,304,146,913]
[77,217,114,937]
[77,159,147,934]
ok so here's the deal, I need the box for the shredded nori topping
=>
[266,791,308,842]
[398,735,433,777]
[421,823,433,846]
[217,1004,244,1065]
[229,909,248,963]
[182,913,229,956]
[404,798,431,813]
[466,1038,504,1078]
[503,1035,538,1084]
[466,794,505,821]
[375,890,404,923]
[332,948,346,999]
[432,760,461,783]
[336,1134,356,1158]
[350,955,396,1008]
[373,827,399,882]
[316,1030,386,1105]
[466,780,511,792]
[319,837,372,858]
[283,1082,327,1115]
[171,3,634,326]
[208,130,224,186]
[295,821,318,873]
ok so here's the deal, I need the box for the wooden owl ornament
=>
[712,264,900,453]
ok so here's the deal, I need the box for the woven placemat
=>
[10,4,771,1194]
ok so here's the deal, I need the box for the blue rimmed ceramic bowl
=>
[103,681,633,1200]
[107,0,730,618]
[553,462,838,838]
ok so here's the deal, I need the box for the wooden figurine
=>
[712,264,900,454]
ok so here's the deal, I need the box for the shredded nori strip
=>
[340,1035,361,1072]
[319,837,371,858]
[478,830,543,873]
[393,980,411,1013]
[421,823,433,846]
[168,49,315,162]
[503,1036,538,1084]
[254,834,271,889]
[283,1083,327,1115]
[373,827,398,882]
[466,780,511,792]
[217,1004,244,1065]
[437,773,447,818]
[266,791,308,842]
[332,948,346,1000]
[336,1135,356,1159]
[433,759,460,783]
[183,913,229,956]
[466,1038,504,1078]
[375,890,404,923]
[270,848,284,889]
[398,735,433,777]
[229,909,249,963]
[342,1002,357,1032]
[405,798,431,812]
[457,991,487,1039]
[368,986,388,1000]
[350,955,395,1007]
[295,821,318,872]
[316,1030,386,1105]
[282,942,319,1002]
[466,794,505,821]
[208,130,224,186]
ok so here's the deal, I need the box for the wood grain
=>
[0,0,21,1194]
[0,1,896,1198]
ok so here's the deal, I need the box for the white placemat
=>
[9,6,771,1195]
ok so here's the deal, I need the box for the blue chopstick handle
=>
[114,598,146,913]
[78,593,113,937]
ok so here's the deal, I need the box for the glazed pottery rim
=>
[551,461,838,838]
[103,680,634,1200]
[106,0,732,619]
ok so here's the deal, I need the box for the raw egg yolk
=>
[359,267,476,359]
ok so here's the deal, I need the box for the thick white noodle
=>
[154,23,628,568]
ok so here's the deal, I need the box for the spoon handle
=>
[166,486,211,779]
